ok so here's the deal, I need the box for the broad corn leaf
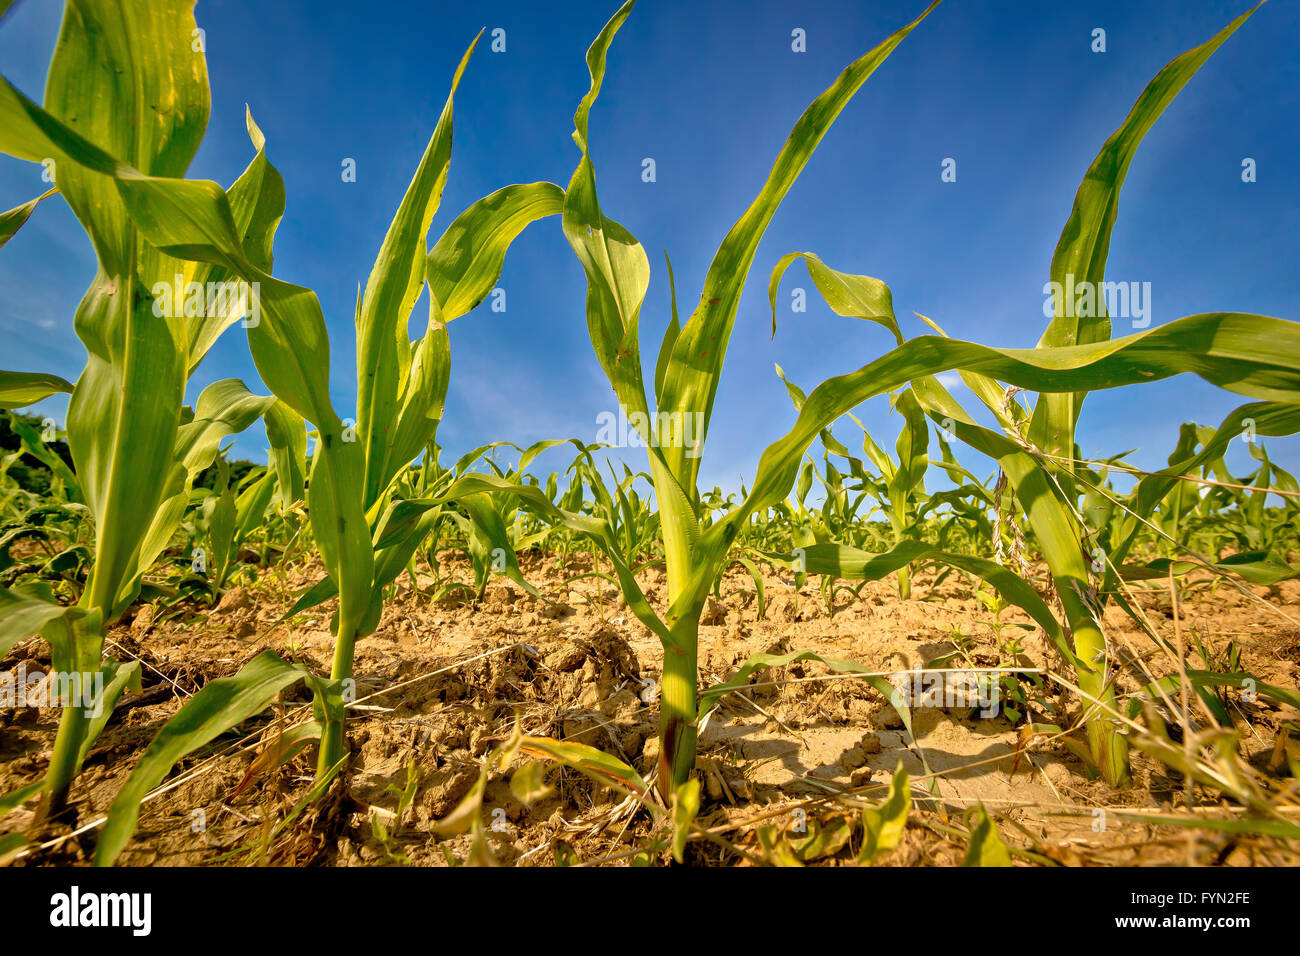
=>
[0,369,73,410]
[96,651,315,866]
[657,1,940,490]
[562,0,652,430]
[1029,4,1263,462]
[428,181,565,322]
[356,35,478,511]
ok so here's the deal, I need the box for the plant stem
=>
[317,609,363,780]
[34,613,104,826]
[37,701,90,824]
[658,619,699,791]
[1056,575,1128,785]
[653,465,702,791]
[1003,456,1128,786]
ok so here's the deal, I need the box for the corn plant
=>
[417,0,946,794]
[274,38,565,774]
[0,23,565,864]
[773,4,1300,784]
[0,0,283,824]
[383,437,576,601]
[775,366,934,596]
[1088,411,1300,600]
[187,458,278,598]
[1173,437,1298,558]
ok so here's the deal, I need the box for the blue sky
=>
[1,0,1297,498]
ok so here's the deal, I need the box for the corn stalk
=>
[0,23,561,861]
[908,3,1272,784]
[545,0,945,790]
[0,0,278,823]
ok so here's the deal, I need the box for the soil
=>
[2,551,1298,866]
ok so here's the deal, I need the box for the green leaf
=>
[727,312,1300,537]
[0,585,82,658]
[734,555,766,621]
[859,761,910,863]
[0,780,43,820]
[366,301,450,511]
[95,651,312,866]
[428,181,565,322]
[1030,3,1263,460]
[768,252,900,344]
[356,33,478,511]
[1115,813,1300,840]
[962,804,1012,866]
[0,187,56,249]
[282,574,340,620]
[1123,551,1299,587]
[459,492,540,598]
[5,411,81,501]
[233,467,276,547]
[0,831,29,865]
[429,769,487,838]
[1134,670,1300,712]
[653,250,682,405]
[671,777,701,863]
[0,370,74,410]
[123,379,272,616]
[264,399,307,508]
[562,0,654,442]
[788,816,854,862]
[756,825,805,867]
[518,735,649,799]
[35,0,209,273]
[75,659,143,770]
[174,379,275,475]
[185,107,287,373]
[508,760,553,806]
[657,1,941,490]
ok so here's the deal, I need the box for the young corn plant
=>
[771,3,1300,785]
[1195,440,1299,558]
[0,0,279,824]
[565,0,956,791]
[274,41,563,774]
[1085,411,1300,601]
[423,0,945,794]
[775,366,932,597]
[0,8,556,860]
[187,457,278,598]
